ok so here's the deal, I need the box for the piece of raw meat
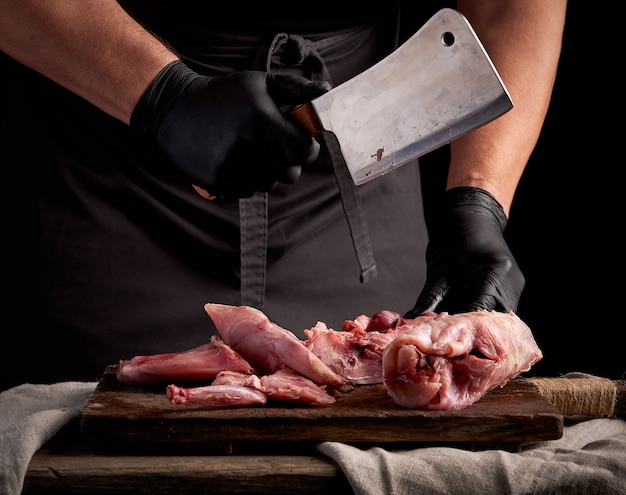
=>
[341,310,404,333]
[304,316,408,385]
[117,335,254,384]
[168,369,334,407]
[204,303,348,389]
[212,370,263,389]
[259,368,336,405]
[166,383,268,407]
[382,310,543,410]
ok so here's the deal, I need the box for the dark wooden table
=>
[24,420,353,495]
[21,373,626,494]
[24,377,578,495]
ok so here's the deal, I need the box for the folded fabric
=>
[318,417,626,495]
[0,382,97,495]
[3,379,625,495]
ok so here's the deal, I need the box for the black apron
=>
[1,2,428,387]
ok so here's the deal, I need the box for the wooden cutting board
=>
[80,365,563,453]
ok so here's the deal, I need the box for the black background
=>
[420,3,624,379]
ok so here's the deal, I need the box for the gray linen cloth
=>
[2,381,625,495]
[0,382,97,495]
[318,417,626,494]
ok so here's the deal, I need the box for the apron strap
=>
[239,192,268,308]
[322,132,377,283]
[239,31,378,308]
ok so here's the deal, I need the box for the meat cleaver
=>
[290,8,513,186]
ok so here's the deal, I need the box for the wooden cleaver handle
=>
[289,102,325,137]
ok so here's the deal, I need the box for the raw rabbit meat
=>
[259,368,336,404]
[382,310,543,410]
[117,335,254,384]
[166,383,268,407]
[304,313,407,385]
[212,370,263,389]
[119,303,542,412]
[341,310,404,333]
[168,369,335,406]
[204,303,348,389]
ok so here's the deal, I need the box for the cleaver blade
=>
[290,8,513,186]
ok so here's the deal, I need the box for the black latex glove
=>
[130,60,331,199]
[405,187,525,318]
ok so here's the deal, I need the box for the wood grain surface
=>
[81,365,563,453]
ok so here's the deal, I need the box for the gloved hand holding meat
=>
[406,186,526,318]
[130,60,331,199]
